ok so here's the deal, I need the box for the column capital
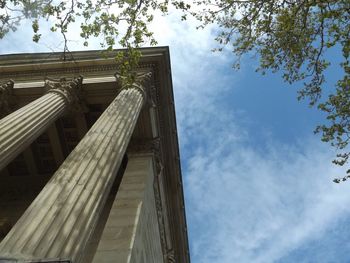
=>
[0,80,77,171]
[115,71,154,106]
[0,80,14,115]
[127,137,160,155]
[45,76,85,112]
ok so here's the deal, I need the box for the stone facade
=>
[91,155,163,263]
[0,48,190,263]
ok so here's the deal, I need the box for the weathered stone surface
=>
[0,48,190,263]
[0,77,82,172]
[130,156,163,263]
[0,87,145,263]
[92,155,163,263]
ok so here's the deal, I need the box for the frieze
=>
[0,62,157,83]
[0,64,117,81]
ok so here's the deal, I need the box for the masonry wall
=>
[129,156,163,263]
[91,154,163,263]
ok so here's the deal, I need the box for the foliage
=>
[189,0,350,181]
[0,0,189,82]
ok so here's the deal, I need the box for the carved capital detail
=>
[152,144,178,263]
[154,174,168,260]
[45,76,85,112]
[0,80,14,114]
[127,137,160,156]
[166,249,176,263]
[127,137,171,259]
[115,71,155,107]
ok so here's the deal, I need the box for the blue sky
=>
[1,8,350,263]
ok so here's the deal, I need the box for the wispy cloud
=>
[151,10,350,263]
[185,130,350,262]
[1,9,350,263]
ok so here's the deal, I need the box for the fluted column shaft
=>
[0,78,82,172]
[0,85,146,262]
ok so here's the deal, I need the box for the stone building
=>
[0,47,190,262]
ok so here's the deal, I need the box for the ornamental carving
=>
[127,137,160,155]
[166,249,176,263]
[154,173,168,260]
[115,71,155,107]
[0,80,14,115]
[152,142,178,263]
[127,137,171,260]
[44,76,86,112]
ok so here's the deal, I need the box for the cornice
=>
[0,47,169,66]
[0,61,157,83]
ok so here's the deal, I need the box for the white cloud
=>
[149,9,350,263]
[2,7,350,263]
[184,114,350,263]
[149,10,244,150]
[179,78,350,262]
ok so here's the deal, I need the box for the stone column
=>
[0,73,151,263]
[0,77,83,172]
